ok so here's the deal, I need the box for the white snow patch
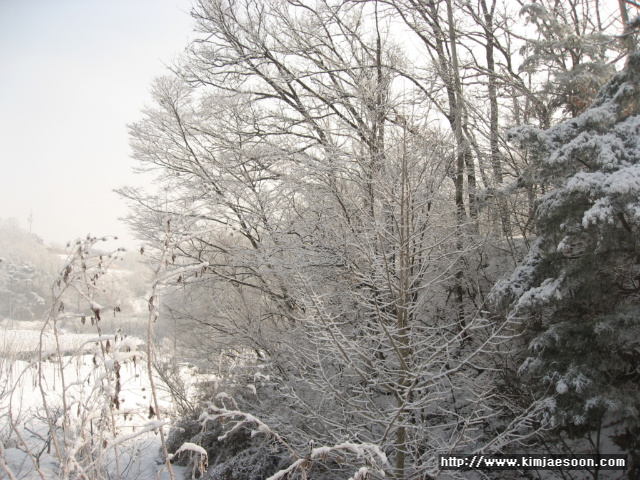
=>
[556,380,568,394]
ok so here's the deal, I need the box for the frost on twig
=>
[172,442,208,478]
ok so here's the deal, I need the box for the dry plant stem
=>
[38,343,62,454]
[47,245,85,478]
[7,407,48,480]
[147,316,174,480]
[4,326,53,479]
[51,309,73,477]
[40,239,124,479]
[40,242,95,479]
[0,440,18,480]
[76,260,122,480]
[147,242,175,480]
[5,236,173,479]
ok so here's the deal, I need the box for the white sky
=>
[0,0,195,249]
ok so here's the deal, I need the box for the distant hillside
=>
[0,219,150,321]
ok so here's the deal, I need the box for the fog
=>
[0,0,194,249]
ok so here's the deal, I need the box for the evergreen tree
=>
[518,0,618,122]
[496,54,640,432]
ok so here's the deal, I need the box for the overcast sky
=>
[0,0,194,249]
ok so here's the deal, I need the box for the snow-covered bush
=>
[166,393,389,480]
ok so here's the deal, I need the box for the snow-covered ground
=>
[0,320,187,480]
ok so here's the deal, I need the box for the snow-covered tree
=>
[496,53,640,436]
[518,0,619,122]
[119,2,556,478]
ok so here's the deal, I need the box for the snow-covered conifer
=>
[497,53,640,432]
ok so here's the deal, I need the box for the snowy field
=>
[0,320,188,480]
[0,323,97,356]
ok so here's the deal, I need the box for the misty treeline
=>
[3,0,638,478]
[0,219,149,326]
[0,219,53,321]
